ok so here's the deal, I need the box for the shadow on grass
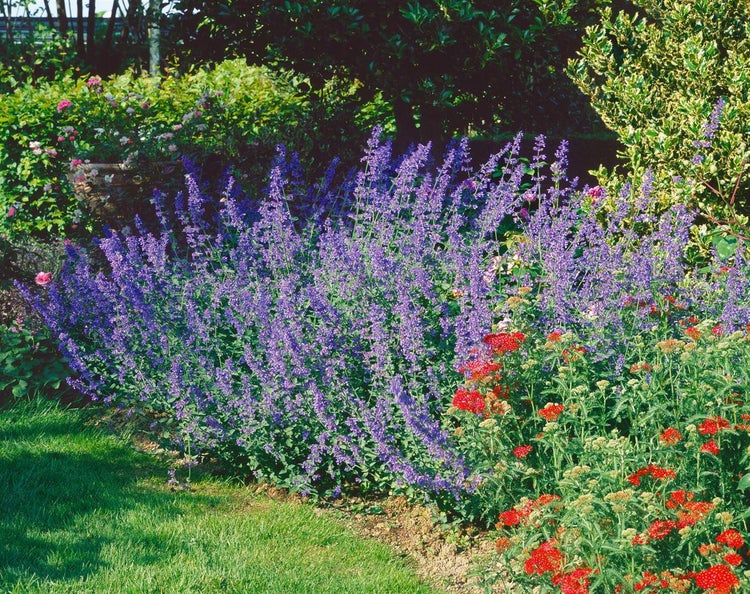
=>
[0,403,223,587]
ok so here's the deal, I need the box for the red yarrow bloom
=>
[716,529,745,550]
[547,331,562,342]
[34,271,52,286]
[698,417,731,435]
[483,332,525,354]
[452,389,485,414]
[686,326,702,340]
[534,494,561,508]
[659,427,683,446]
[539,402,565,421]
[634,571,669,591]
[513,445,533,459]
[497,509,522,528]
[523,540,563,576]
[677,501,715,528]
[627,464,676,487]
[460,359,501,380]
[724,554,743,567]
[694,564,740,593]
[700,439,720,455]
[666,490,694,509]
[648,520,678,540]
[552,567,594,594]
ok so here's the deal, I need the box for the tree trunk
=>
[103,0,118,50]
[42,0,54,28]
[1,1,14,44]
[86,0,96,63]
[56,0,68,34]
[147,0,160,75]
[76,0,84,57]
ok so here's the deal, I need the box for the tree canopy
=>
[169,0,606,144]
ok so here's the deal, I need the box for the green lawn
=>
[0,400,443,594]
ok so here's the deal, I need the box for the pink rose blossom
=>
[7,206,16,217]
[35,271,52,286]
[587,186,605,200]
[57,99,73,112]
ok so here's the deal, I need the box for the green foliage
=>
[169,0,605,142]
[452,325,750,591]
[0,322,71,403]
[0,29,81,92]
[568,0,750,216]
[0,60,315,239]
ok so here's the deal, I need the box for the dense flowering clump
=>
[524,540,563,575]
[627,464,677,487]
[659,427,683,446]
[539,402,565,421]
[483,331,525,354]
[24,127,750,592]
[694,564,740,593]
[698,417,731,435]
[452,389,486,414]
[716,530,744,550]
[27,131,548,497]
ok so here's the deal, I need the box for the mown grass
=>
[0,399,443,594]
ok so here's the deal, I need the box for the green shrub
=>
[0,60,330,239]
[568,1,750,217]
[0,320,71,405]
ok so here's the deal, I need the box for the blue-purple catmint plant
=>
[23,128,750,509]
[26,131,546,499]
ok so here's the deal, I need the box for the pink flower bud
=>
[35,271,52,286]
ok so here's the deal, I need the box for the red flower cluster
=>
[716,529,745,550]
[724,553,743,566]
[686,326,702,340]
[634,571,669,591]
[513,445,533,459]
[552,567,594,594]
[676,501,715,528]
[562,345,586,363]
[648,520,678,540]
[700,439,720,455]
[496,495,561,529]
[524,540,563,575]
[666,490,694,509]
[497,508,522,527]
[627,464,677,487]
[459,359,501,380]
[694,564,740,593]
[664,491,715,528]
[698,417,731,435]
[539,402,565,421]
[483,331,525,354]
[659,427,683,445]
[547,331,562,342]
[452,389,485,413]
[629,362,653,374]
